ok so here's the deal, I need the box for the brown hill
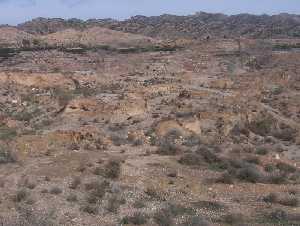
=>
[41,26,157,48]
[0,26,35,47]
[17,12,300,40]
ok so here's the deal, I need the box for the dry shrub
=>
[153,208,173,226]
[103,159,121,179]
[121,212,148,225]
[69,176,81,190]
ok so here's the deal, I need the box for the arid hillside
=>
[0,15,299,226]
[18,13,300,39]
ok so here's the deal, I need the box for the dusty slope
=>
[41,27,158,48]
[0,27,299,226]
[0,27,35,47]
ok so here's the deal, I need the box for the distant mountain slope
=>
[41,26,157,48]
[0,26,35,47]
[17,12,300,39]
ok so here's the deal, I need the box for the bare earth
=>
[0,24,299,226]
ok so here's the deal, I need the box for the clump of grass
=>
[14,188,29,202]
[193,200,225,211]
[80,205,98,215]
[106,194,126,213]
[66,194,78,202]
[263,193,278,203]
[182,134,201,147]
[237,165,263,183]
[276,162,297,174]
[110,135,127,146]
[103,159,121,179]
[85,180,109,204]
[0,146,16,164]
[69,176,81,190]
[24,179,36,190]
[178,153,202,166]
[244,155,260,165]
[266,172,288,184]
[167,202,196,216]
[181,216,210,226]
[221,213,244,225]
[263,193,298,207]
[269,209,288,221]
[145,186,162,200]
[215,171,234,184]
[156,130,182,155]
[249,115,274,136]
[264,164,275,172]
[0,125,17,141]
[256,146,268,155]
[121,212,148,225]
[278,196,299,207]
[157,140,181,155]
[49,186,62,195]
[133,199,146,209]
[153,208,173,226]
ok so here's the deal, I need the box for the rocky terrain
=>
[18,12,300,39]
[0,13,299,226]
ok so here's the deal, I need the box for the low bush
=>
[237,165,263,183]
[276,162,297,174]
[181,216,210,226]
[80,205,98,215]
[0,146,16,164]
[121,212,148,225]
[66,194,78,202]
[221,213,243,225]
[69,176,81,190]
[133,199,146,209]
[14,189,29,202]
[178,153,202,166]
[256,147,269,156]
[278,196,299,207]
[153,208,173,226]
[106,195,126,213]
[49,187,62,195]
[103,159,121,179]
[85,180,109,204]
[263,193,278,203]
[215,172,234,184]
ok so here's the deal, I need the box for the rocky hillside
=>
[18,12,300,39]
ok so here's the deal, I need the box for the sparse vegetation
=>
[0,146,16,164]
[103,159,121,179]
[49,187,62,195]
[153,208,173,226]
[121,212,148,225]
[69,176,81,190]
[0,13,299,226]
[14,189,29,202]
